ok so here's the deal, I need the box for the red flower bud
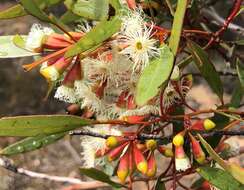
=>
[157,146,174,157]
[146,152,157,177]
[107,142,129,162]
[117,151,129,183]
[133,144,148,174]
[189,133,206,164]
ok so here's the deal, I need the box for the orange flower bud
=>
[157,146,174,157]
[107,142,128,162]
[146,152,157,177]
[40,57,72,82]
[145,139,157,151]
[136,143,147,152]
[43,33,73,49]
[189,133,206,164]
[117,151,129,183]
[133,145,148,174]
[122,115,147,123]
[191,120,204,130]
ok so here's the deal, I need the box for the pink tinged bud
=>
[129,147,135,174]
[126,0,136,9]
[175,146,191,171]
[157,146,174,157]
[40,57,73,82]
[146,152,157,177]
[189,134,206,164]
[62,61,82,87]
[133,145,148,175]
[23,46,70,71]
[107,142,129,162]
[43,33,73,49]
[117,150,129,183]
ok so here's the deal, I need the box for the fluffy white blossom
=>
[224,137,240,157]
[81,125,122,168]
[54,85,77,103]
[74,80,103,114]
[162,83,181,110]
[119,105,159,119]
[121,8,145,35]
[175,156,191,171]
[25,24,54,51]
[119,24,159,72]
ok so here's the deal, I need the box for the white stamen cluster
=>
[81,125,122,168]
[25,24,54,51]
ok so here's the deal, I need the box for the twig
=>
[0,157,106,188]
[202,6,244,35]
[205,0,243,47]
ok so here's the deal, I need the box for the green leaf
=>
[198,134,244,184]
[65,15,121,57]
[0,4,27,19]
[0,36,38,58]
[198,134,229,171]
[236,59,244,88]
[72,0,109,21]
[60,11,81,24]
[0,132,65,156]
[169,0,188,55]
[230,80,243,108]
[187,40,223,101]
[80,168,123,188]
[197,167,244,190]
[135,45,174,106]
[0,115,92,137]
[154,179,166,190]
[20,0,51,22]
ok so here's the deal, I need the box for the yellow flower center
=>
[136,41,143,50]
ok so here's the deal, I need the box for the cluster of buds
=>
[173,118,216,171]
[96,135,173,183]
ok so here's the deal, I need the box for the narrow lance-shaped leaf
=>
[0,115,92,137]
[169,0,188,55]
[236,58,244,88]
[136,45,174,106]
[198,134,244,184]
[0,4,27,19]
[0,132,66,156]
[20,0,51,22]
[187,40,223,101]
[154,178,166,190]
[65,15,122,58]
[72,0,109,21]
[230,80,243,108]
[0,36,38,58]
[80,168,123,188]
[197,167,244,190]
